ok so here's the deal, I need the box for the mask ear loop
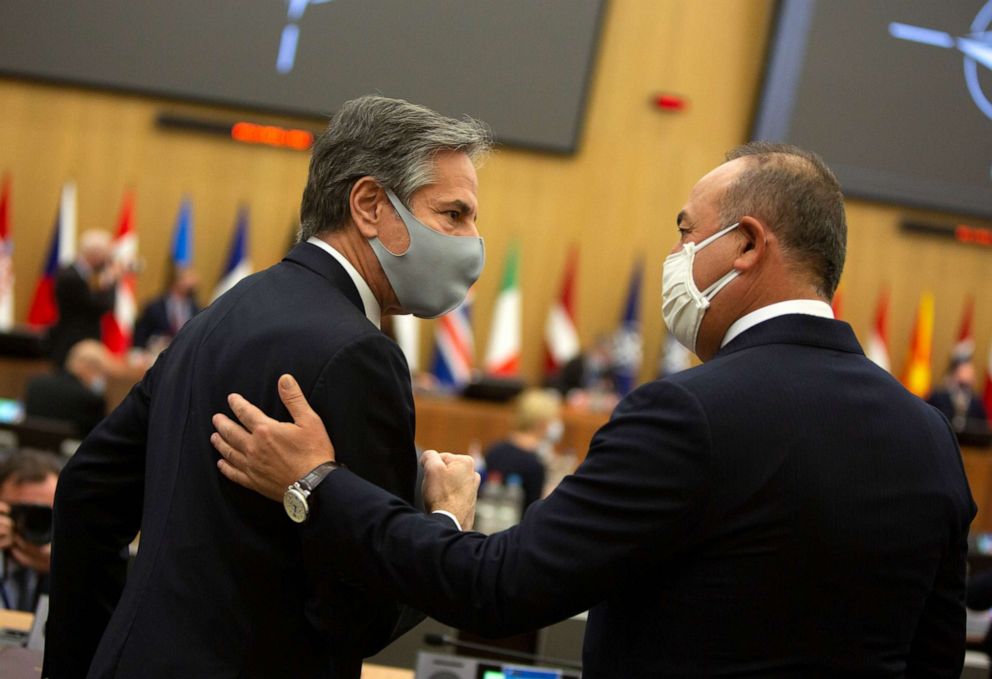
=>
[701,269,740,301]
[695,222,740,251]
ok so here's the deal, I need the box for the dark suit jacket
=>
[44,243,418,679]
[48,264,115,367]
[300,316,975,678]
[132,295,199,348]
[24,371,106,438]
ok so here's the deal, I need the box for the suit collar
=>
[284,242,364,315]
[716,314,864,358]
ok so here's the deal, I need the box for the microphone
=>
[424,633,582,671]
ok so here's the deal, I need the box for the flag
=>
[901,291,934,398]
[171,197,193,267]
[830,287,843,320]
[393,313,420,374]
[866,288,891,372]
[210,206,251,303]
[544,245,580,375]
[0,174,13,331]
[101,192,137,354]
[613,260,644,396]
[484,245,521,377]
[432,292,474,389]
[953,295,975,361]
[27,181,77,327]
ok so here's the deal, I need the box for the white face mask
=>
[89,376,107,396]
[544,419,564,444]
[661,222,741,354]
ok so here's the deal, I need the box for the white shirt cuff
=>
[431,510,462,531]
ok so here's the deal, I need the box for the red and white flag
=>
[544,245,579,375]
[101,192,137,355]
[0,174,13,331]
[866,288,890,372]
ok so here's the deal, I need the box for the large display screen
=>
[753,0,992,218]
[0,0,605,153]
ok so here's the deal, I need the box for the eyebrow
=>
[441,199,476,218]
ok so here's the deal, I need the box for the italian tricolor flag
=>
[484,244,521,377]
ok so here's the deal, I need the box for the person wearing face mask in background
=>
[482,389,562,511]
[926,354,990,443]
[24,339,110,438]
[211,142,974,678]
[44,95,491,679]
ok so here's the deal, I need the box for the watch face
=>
[283,487,309,524]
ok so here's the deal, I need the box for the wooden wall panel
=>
[1,0,990,388]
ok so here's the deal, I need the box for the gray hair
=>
[721,142,847,298]
[299,95,492,239]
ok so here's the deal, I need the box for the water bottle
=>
[494,473,524,531]
[474,471,503,534]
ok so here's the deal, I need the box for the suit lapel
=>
[283,243,365,315]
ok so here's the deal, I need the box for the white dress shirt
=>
[721,299,834,348]
[306,237,381,329]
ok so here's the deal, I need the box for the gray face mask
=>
[370,189,485,319]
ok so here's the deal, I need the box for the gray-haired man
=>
[44,95,491,679]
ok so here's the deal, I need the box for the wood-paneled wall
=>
[1,0,990,386]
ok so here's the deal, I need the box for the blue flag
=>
[171,197,193,267]
[612,260,643,396]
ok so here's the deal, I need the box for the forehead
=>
[0,475,57,505]
[423,150,478,198]
[680,158,748,224]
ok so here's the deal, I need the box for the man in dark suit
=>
[24,339,109,438]
[132,265,200,350]
[213,143,976,677]
[47,230,118,368]
[43,95,490,678]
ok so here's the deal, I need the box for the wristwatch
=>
[283,461,342,523]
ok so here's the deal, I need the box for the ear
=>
[348,177,388,239]
[732,216,769,273]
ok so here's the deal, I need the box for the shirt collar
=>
[721,299,834,348]
[306,237,381,329]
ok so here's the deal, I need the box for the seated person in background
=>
[133,265,200,351]
[484,388,561,510]
[48,230,119,368]
[927,354,989,435]
[0,450,61,611]
[24,340,109,438]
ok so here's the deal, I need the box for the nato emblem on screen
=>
[753,0,992,219]
[889,2,992,123]
[277,0,335,74]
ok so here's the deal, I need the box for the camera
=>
[8,503,53,545]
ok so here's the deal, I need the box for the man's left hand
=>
[211,374,334,502]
